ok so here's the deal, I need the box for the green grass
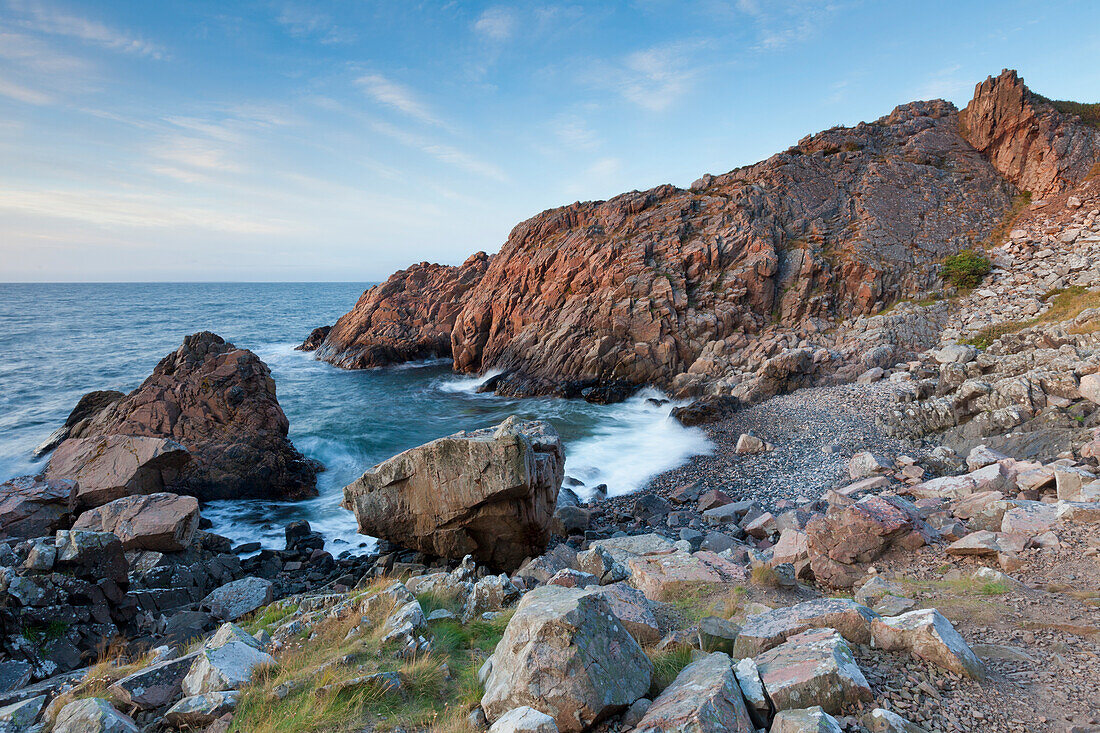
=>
[646,646,694,698]
[21,620,68,646]
[941,249,991,289]
[961,286,1100,347]
[244,602,299,635]
[1042,98,1100,129]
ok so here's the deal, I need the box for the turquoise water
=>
[0,283,711,554]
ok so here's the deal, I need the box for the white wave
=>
[562,388,712,499]
[389,357,453,371]
[435,368,504,394]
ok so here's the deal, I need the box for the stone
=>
[1000,501,1058,534]
[0,694,45,730]
[53,698,140,733]
[0,476,77,541]
[771,707,844,732]
[849,452,891,480]
[546,569,598,589]
[45,435,191,509]
[1057,501,1100,523]
[588,533,676,564]
[481,585,652,732]
[182,637,276,695]
[632,652,754,733]
[873,595,917,616]
[108,652,199,710]
[164,691,239,728]
[515,544,577,584]
[489,706,559,733]
[54,529,128,583]
[736,434,770,454]
[462,574,521,623]
[734,657,770,728]
[0,662,32,695]
[574,546,629,585]
[1078,373,1100,404]
[697,616,741,655]
[854,577,905,608]
[856,367,885,384]
[342,417,563,571]
[771,529,809,566]
[200,577,274,621]
[870,609,983,679]
[66,332,318,501]
[733,598,879,658]
[906,475,977,501]
[579,582,661,646]
[626,550,746,601]
[755,628,872,714]
[965,445,1008,471]
[805,495,929,588]
[73,492,199,551]
[863,707,931,732]
[32,390,124,458]
[1055,466,1100,502]
[946,530,1015,557]
[621,699,651,728]
[934,344,977,365]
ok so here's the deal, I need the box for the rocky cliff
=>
[310,71,1099,400]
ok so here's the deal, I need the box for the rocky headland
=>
[2,69,1100,733]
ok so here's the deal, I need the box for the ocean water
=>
[0,283,712,555]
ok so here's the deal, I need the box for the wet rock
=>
[73,492,199,552]
[481,585,651,732]
[632,652,755,732]
[342,417,563,571]
[754,628,872,714]
[45,435,191,509]
[870,608,984,679]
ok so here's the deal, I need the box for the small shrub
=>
[941,249,991,289]
[750,565,780,588]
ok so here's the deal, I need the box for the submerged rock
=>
[342,416,564,571]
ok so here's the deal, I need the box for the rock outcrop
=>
[959,69,1100,198]
[0,476,77,541]
[72,493,200,552]
[342,416,563,571]
[61,332,318,501]
[313,253,490,368]
[45,436,191,509]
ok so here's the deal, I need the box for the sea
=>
[0,282,712,556]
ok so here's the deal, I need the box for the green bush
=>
[941,250,991,289]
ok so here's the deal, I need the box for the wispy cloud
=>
[7,0,166,58]
[0,73,52,104]
[274,3,354,44]
[728,0,838,51]
[911,65,972,102]
[473,7,517,41]
[367,119,508,182]
[356,73,448,128]
[597,44,698,112]
[551,113,601,151]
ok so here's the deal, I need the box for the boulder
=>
[1078,373,1100,405]
[589,534,676,565]
[481,585,652,732]
[1055,466,1100,502]
[0,476,77,541]
[54,529,128,584]
[870,609,983,679]
[164,691,239,728]
[45,436,191,509]
[733,598,879,658]
[626,550,746,601]
[53,698,139,733]
[632,652,755,732]
[515,544,578,584]
[805,495,929,588]
[73,493,199,551]
[489,707,559,733]
[68,332,319,501]
[579,583,661,645]
[863,708,929,732]
[342,416,563,571]
[32,389,125,458]
[754,628,872,714]
[771,706,844,733]
[945,530,1023,557]
[181,626,276,695]
[200,577,274,621]
[734,657,770,728]
[108,652,199,710]
[848,452,890,480]
[0,694,46,730]
[574,546,629,585]
[999,501,1058,535]
[854,577,906,608]
[736,434,771,454]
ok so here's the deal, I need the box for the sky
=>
[1,1,1098,282]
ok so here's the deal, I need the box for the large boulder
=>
[45,435,190,509]
[870,609,984,679]
[342,416,564,571]
[771,707,844,733]
[733,598,879,658]
[626,550,747,601]
[108,652,199,710]
[805,495,930,588]
[73,493,199,552]
[54,529,128,584]
[0,476,77,541]
[481,585,652,732]
[181,624,275,695]
[632,652,755,732]
[754,629,872,714]
[53,698,139,733]
[66,332,318,501]
[200,577,274,621]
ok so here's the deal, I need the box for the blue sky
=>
[1,1,1098,282]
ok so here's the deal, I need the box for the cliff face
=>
[312,71,1100,398]
[960,69,1100,198]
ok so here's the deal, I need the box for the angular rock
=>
[632,652,754,732]
[1000,501,1058,535]
[342,416,563,571]
[754,628,872,714]
[863,708,930,732]
[870,608,983,679]
[73,492,199,552]
[53,698,139,733]
[854,577,906,608]
[626,550,746,601]
[54,529,128,583]
[70,332,318,501]
[734,657,770,728]
[1055,466,1100,502]
[733,598,878,658]
[579,582,660,646]
[164,691,239,728]
[0,476,77,541]
[736,434,770,455]
[574,546,629,585]
[32,389,124,458]
[0,694,45,731]
[481,585,652,732]
[1080,373,1100,405]
[849,452,890,480]
[771,706,844,733]
[589,534,676,565]
[697,616,741,655]
[182,639,276,695]
[201,577,273,621]
[489,706,559,733]
[108,652,199,710]
[45,435,190,509]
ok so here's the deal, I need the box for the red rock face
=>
[74,332,318,501]
[316,252,490,368]
[960,69,1100,198]
[316,71,1100,397]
